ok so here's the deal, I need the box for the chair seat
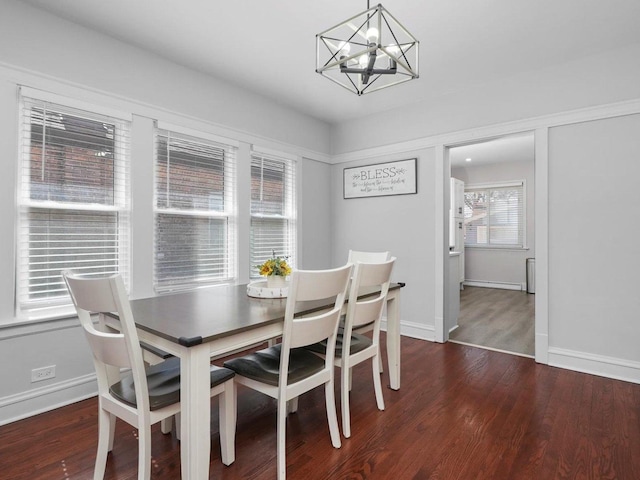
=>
[224,345,325,386]
[110,357,235,411]
[305,329,372,358]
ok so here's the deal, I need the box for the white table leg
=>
[386,291,401,390]
[180,343,211,479]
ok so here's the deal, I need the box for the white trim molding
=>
[330,97,640,164]
[0,373,97,426]
[463,280,523,291]
[381,318,435,342]
[548,347,640,385]
[0,61,332,164]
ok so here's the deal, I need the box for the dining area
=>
[60,251,403,480]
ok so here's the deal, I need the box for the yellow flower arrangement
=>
[256,251,292,277]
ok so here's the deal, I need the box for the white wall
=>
[452,158,535,288]
[0,0,331,155]
[331,149,437,340]
[331,42,640,155]
[300,158,333,270]
[330,102,640,382]
[0,0,334,425]
[548,114,640,366]
[328,34,640,381]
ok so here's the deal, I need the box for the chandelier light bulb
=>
[359,54,369,68]
[366,27,379,44]
[338,41,351,55]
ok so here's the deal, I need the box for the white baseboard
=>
[381,319,435,342]
[463,280,523,291]
[0,373,97,426]
[548,347,640,384]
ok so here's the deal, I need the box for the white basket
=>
[246,280,288,298]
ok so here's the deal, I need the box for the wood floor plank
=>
[450,286,535,356]
[2,337,640,479]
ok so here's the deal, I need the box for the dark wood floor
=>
[3,336,640,479]
[450,286,535,357]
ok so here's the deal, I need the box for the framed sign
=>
[343,158,417,199]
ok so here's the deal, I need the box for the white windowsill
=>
[465,245,530,251]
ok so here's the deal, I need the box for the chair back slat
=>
[351,296,386,329]
[354,259,395,289]
[289,309,342,349]
[83,329,131,369]
[291,266,351,302]
[64,275,120,313]
[347,250,390,264]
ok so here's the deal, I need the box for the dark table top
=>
[112,282,404,347]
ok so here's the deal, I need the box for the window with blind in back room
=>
[464,182,525,248]
[17,93,130,316]
[250,152,296,278]
[154,127,236,292]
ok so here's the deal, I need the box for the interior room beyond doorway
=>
[450,286,534,357]
[447,132,536,357]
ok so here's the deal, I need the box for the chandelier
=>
[316,2,419,96]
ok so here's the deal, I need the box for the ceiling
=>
[22,0,640,125]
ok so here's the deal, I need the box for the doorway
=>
[446,132,535,357]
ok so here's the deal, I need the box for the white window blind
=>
[17,94,130,315]
[154,128,236,292]
[464,182,525,248]
[250,152,296,278]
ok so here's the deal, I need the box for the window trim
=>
[153,124,238,293]
[16,89,131,320]
[249,148,297,280]
[464,180,527,250]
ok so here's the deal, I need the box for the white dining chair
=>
[62,271,237,480]
[224,264,352,480]
[306,258,395,438]
[346,250,392,372]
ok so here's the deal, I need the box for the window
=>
[17,92,130,317]
[464,181,525,248]
[250,151,296,278]
[154,126,236,292]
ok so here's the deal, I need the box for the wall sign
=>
[343,158,417,199]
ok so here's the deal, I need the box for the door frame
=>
[435,128,549,364]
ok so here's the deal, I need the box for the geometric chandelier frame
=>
[316,2,419,95]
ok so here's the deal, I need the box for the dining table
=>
[103,281,404,479]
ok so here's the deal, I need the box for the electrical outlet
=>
[31,365,56,383]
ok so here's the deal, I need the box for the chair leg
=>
[287,396,299,414]
[341,366,351,438]
[107,412,116,451]
[94,408,111,480]
[372,353,385,411]
[138,424,152,480]
[277,396,288,480]
[160,417,173,435]
[219,380,236,466]
[325,381,342,448]
[175,412,181,441]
